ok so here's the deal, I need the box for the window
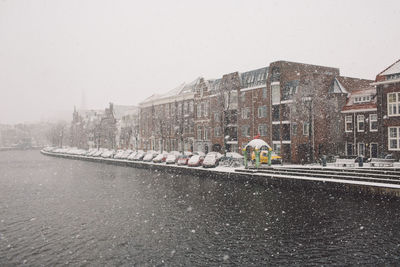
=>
[357,115,364,132]
[183,102,188,114]
[271,84,280,104]
[273,143,281,155]
[214,112,220,122]
[291,123,297,136]
[354,96,371,104]
[197,126,202,140]
[200,103,205,117]
[165,104,169,115]
[197,104,201,118]
[258,105,267,118]
[345,115,353,132]
[262,87,267,99]
[389,127,400,150]
[214,127,221,137]
[189,101,194,113]
[388,93,400,116]
[241,125,250,137]
[204,128,209,140]
[258,124,267,136]
[303,122,310,136]
[272,125,280,140]
[369,114,378,132]
[241,92,246,103]
[242,108,250,119]
[178,103,182,115]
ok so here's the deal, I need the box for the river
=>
[1,150,400,265]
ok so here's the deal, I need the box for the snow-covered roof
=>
[331,77,348,94]
[244,139,272,150]
[139,78,201,107]
[341,87,377,113]
[380,59,400,76]
[240,67,268,89]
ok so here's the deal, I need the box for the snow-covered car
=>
[193,151,206,157]
[92,150,104,157]
[101,150,115,158]
[177,155,190,166]
[203,153,220,168]
[183,151,193,157]
[188,155,204,167]
[165,154,179,164]
[153,152,168,163]
[133,151,146,161]
[127,151,138,160]
[113,150,125,159]
[119,150,133,159]
[143,151,158,162]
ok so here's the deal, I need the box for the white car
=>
[153,152,168,163]
[127,151,138,160]
[165,154,177,164]
[143,151,158,162]
[101,150,115,158]
[120,150,133,159]
[133,151,146,161]
[113,150,125,159]
[188,155,204,167]
[203,153,220,168]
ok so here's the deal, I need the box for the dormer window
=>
[354,95,371,104]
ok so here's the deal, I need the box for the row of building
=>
[69,59,400,163]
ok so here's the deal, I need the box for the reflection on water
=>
[0,150,400,265]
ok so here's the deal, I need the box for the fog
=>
[0,0,399,124]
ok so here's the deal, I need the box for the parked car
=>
[92,149,105,157]
[251,150,282,164]
[177,155,190,166]
[153,152,168,163]
[127,151,138,160]
[133,151,146,161]
[188,155,204,167]
[203,153,220,168]
[165,151,180,164]
[143,151,158,162]
[193,151,206,157]
[119,150,133,159]
[101,150,115,158]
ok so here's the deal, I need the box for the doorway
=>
[370,143,378,158]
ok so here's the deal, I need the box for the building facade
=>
[341,87,379,158]
[374,59,400,160]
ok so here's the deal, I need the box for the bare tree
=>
[47,121,68,147]
[154,105,169,153]
[173,100,185,154]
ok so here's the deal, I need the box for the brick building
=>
[139,80,197,152]
[263,61,372,163]
[373,59,400,160]
[237,67,269,151]
[341,86,379,158]
[136,60,375,163]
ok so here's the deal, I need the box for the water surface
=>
[1,150,399,265]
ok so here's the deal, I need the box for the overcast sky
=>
[0,0,399,124]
